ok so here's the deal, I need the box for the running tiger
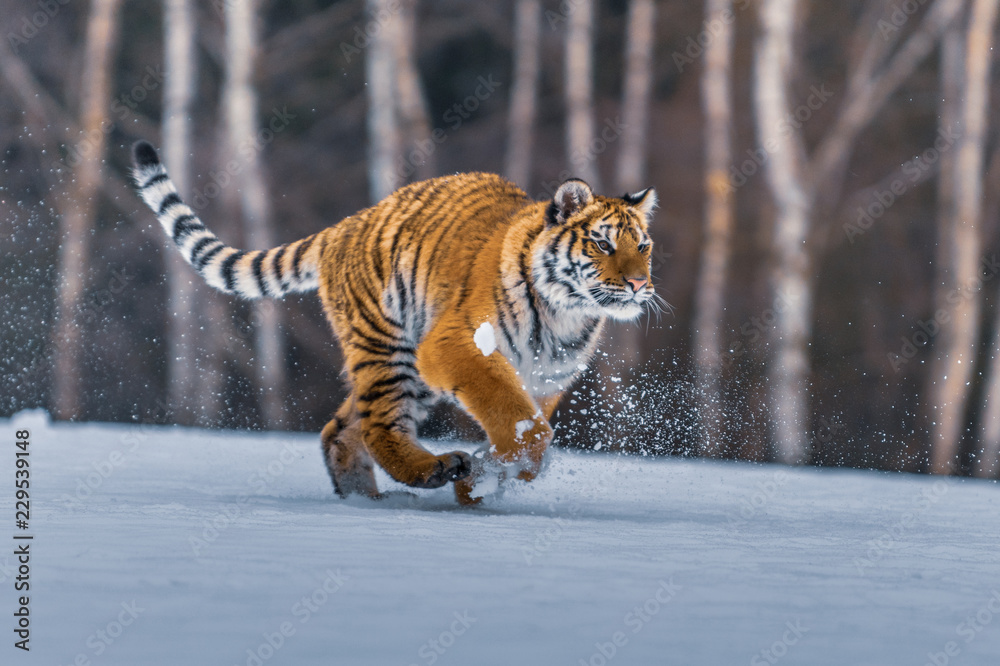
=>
[132,141,660,504]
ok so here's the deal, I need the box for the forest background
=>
[2,0,999,479]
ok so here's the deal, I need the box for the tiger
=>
[131,140,659,505]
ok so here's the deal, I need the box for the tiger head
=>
[536,179,659,322]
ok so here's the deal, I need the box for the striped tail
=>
[131,141,322,299]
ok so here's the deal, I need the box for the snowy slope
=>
[2,409,999,666]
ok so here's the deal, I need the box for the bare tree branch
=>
[807,0,966,214]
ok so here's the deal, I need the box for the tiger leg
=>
[351,364,472,489]
[321,398,379,499]
[416,321,553,505]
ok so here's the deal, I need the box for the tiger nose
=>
[625,276,647,293]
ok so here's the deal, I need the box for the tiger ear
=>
[622,187,658,218]
[549,179,593,226]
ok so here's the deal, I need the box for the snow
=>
[3,409,1000,665]
[515,418,535,440]
[473,322,496,356]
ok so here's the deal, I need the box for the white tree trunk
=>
[754,0,812,465]
[505,0,541,187]
[616,0,656,194]
[51,0,123,420]
[224,0,286,428]
[929,0,998,474]
[366,0,401,202]
[163,0,199,424]
[564,0,601,190]
[393,0,435,182]
[927,18,964,471]
[693,0,734,458]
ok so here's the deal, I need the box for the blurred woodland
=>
[1,0,999,477]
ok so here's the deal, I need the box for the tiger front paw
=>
[411,451,472,489]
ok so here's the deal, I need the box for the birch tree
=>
[223,0,286,428]
[393,0,435,182]
[564,0,601,191]
[693,0,735,458]
[162,0,200,424]
[928,0,998,475]
[366,0,401,201]
[752,0,964,464]
[754,0,811,464]
[51,0,124,420]
[505,0,541,187]
[615,0,656,194]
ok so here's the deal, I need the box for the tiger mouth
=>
[589,285,650,308]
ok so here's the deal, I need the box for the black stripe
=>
[424,194,498,277]
[350,358,416,374]
[544,256,585,302]
[409,242,424,331]
[349,323,406,353]
[221,251,247,292]
[519,229,544,349]
[367,373,417,393]
[496,309,520,362]
[348,330,415,355]
[188,236,217,264]
[372,211,393,284]
[357,387,399,405]
[158,193,182,216]
[547,225,573,257]
[497,274,523,329]
[393,271,408,315]
[270,245,290,292]
[384,212,411,284]
[346,281,402,340]
[252,252,271,297]
[387,414,417,433]
[352,272,407,333]
[415,182,497,270]
[172,214,202,243]
[361,409,420,428]
[401,179,457,241]
[349,341,394,357]
[194,242,225,270]
[292,234,317,282]
[352,263,405,331]
[358,387,429,405]
[141,173,168,190]
[544,200,559,226]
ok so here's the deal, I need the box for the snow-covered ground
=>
[3,409,999,665]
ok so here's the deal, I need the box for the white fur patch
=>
[474,322,496,356]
